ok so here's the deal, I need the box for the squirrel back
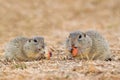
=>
[86,30,111,60]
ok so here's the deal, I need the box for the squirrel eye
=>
[29,39,31,42]
[79,35,82,39]
[42,45,44,48]
[34,39,37,42]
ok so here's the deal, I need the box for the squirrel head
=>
[23,36,45,59]
[68,31,87,47]
[67,31,92,57]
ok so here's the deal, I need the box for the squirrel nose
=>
[38,48,41,51]
[72,44,75,47]
[72,44,77,48]
[72,43,78,48]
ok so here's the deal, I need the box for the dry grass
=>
[0,0,120,80]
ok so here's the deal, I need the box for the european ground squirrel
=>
[4,36,52,61]
[65,30,111,60]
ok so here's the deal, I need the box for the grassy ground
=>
[0,0,120,80]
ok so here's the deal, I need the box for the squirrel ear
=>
[67,35,70,38]
[83,33,86,37]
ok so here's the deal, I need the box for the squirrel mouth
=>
[71,46,78,57]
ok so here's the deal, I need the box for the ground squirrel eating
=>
[4,36,52,61]
[65,30,111,60]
